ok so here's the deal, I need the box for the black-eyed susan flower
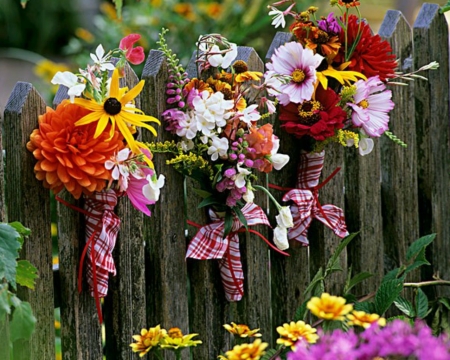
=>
[346,310,386,329]
[73,68,160,166]
[221,339,268,360]
[129,325,167,357]
[307,293,353,321]
[223,322,262,338]
[159,327,202,350]
[276,321,319,349]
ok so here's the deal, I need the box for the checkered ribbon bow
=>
[186,203,270,301]
[282,151,348,245]
[83,189,121,298]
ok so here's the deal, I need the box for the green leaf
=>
[112,0,123,19]
[0,223,22,289]
[0,284,11,320]
[438,297,450,310]
[9,222,31,239]
[325,232,359,276]
[415,288,429,319]
[312,280,325,298]
[322,320,343,332]
[382,268,400,282]
[406,234,436,262]
[354,301,376,313]
[197,196,221,209]
[260,349,279,360]
[233,207,248,231]
[16,260,38,290]
[394,296,415,317]
[192,188,213,199]
[375,279,404,315]
[344,272,374,294]
[10,299,36,342]
[224,212,233,238]
[294,300,308,322]
[303,268,324,297]
[440,1,450,13]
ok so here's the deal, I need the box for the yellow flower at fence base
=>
[276,320,319,349]
[307,293,353,321]
[159,327,202,350]
[223,322,262,338]
[221,339,268,360]
[130,325,167,357]
[73,68,160,167]
[346,310,386,329]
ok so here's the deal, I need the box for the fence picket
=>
[4,82,54,359]
[414,3,450,298]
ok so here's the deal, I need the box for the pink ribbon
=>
[186,203,274,301]
[282,151,348,245]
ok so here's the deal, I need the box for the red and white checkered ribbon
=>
[186,203,270,301]
[83,189,121,298]
[282,151,348,245]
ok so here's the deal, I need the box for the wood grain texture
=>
[53,86,103,360]
[266,32,311,336]
[413,3,450,297]
[104,63,147,360]
[141,50,190,360]
[4,82,54,359]
[379,11,420,279]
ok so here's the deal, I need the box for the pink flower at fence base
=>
[186,203,271,301]
[83,189,121,298]
[283,151,348,245]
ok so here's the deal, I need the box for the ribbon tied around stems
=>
[186,202,280,301]
[281,151,348,246]
[56,189,121,324]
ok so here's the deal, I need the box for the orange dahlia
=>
[27,101,124,199]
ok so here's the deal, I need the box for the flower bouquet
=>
[26,34,163,321]
[265,0,437,245]
[150,30,291,301]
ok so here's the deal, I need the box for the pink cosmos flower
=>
[348,76,395,137]
[119,34,145,65]
[266,41,323,105]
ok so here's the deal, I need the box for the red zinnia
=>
[278,86,346,141]
[335,15,397,81]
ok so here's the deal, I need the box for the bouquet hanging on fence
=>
[26,34,163,321]
[149,29,291,301]
[265,0,438,246]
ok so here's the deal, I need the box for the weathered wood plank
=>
[413,3,450,297]
[266,33,310,336]
[53,87,103,360]
[4,82,54,359]
[141,50,190,360]
[103,63,147,360]
[379,11,419,277]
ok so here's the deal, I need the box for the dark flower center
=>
[232,60,248,74]
[316,58,329,72]
[104,98,122,115]
[221,88,233,100]
[316,30,330,44]
[297,100,322,126]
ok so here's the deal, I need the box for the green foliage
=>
[440,1,450,13]
[384,130,407,147]
[0,222,37,353]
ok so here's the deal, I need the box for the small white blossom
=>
[176,111,198,140]
[207,43,238,69]
[142,174,165,202]
[207,136,229,161]
[90,44,115,71]
[276,206,294,228]
[104,148,131,191]
[243,186,255,203]
[274,226,289,250]
[358,137,374,156]
[240,104,261,125]
[51,71,86,102]
[234,165,251,188]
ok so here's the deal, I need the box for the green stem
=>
[253,185,281,211]
[403,280,450,288]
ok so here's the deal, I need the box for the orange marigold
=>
[27,101,124,199]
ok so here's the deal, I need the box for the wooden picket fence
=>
[1,3,449,359]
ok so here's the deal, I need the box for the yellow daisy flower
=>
[73,68,160,166]
[276,321,319,349]
[316,62,366,91]
[159,327,202,350]
[346,310,386,329]
[222,339,268,360]
[129,325,167,357]
[307,293,353,321]
[223,322,262,338]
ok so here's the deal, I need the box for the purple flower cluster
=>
[317,12,341,35]
[288,320,450,360]
[165,71,189,109]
